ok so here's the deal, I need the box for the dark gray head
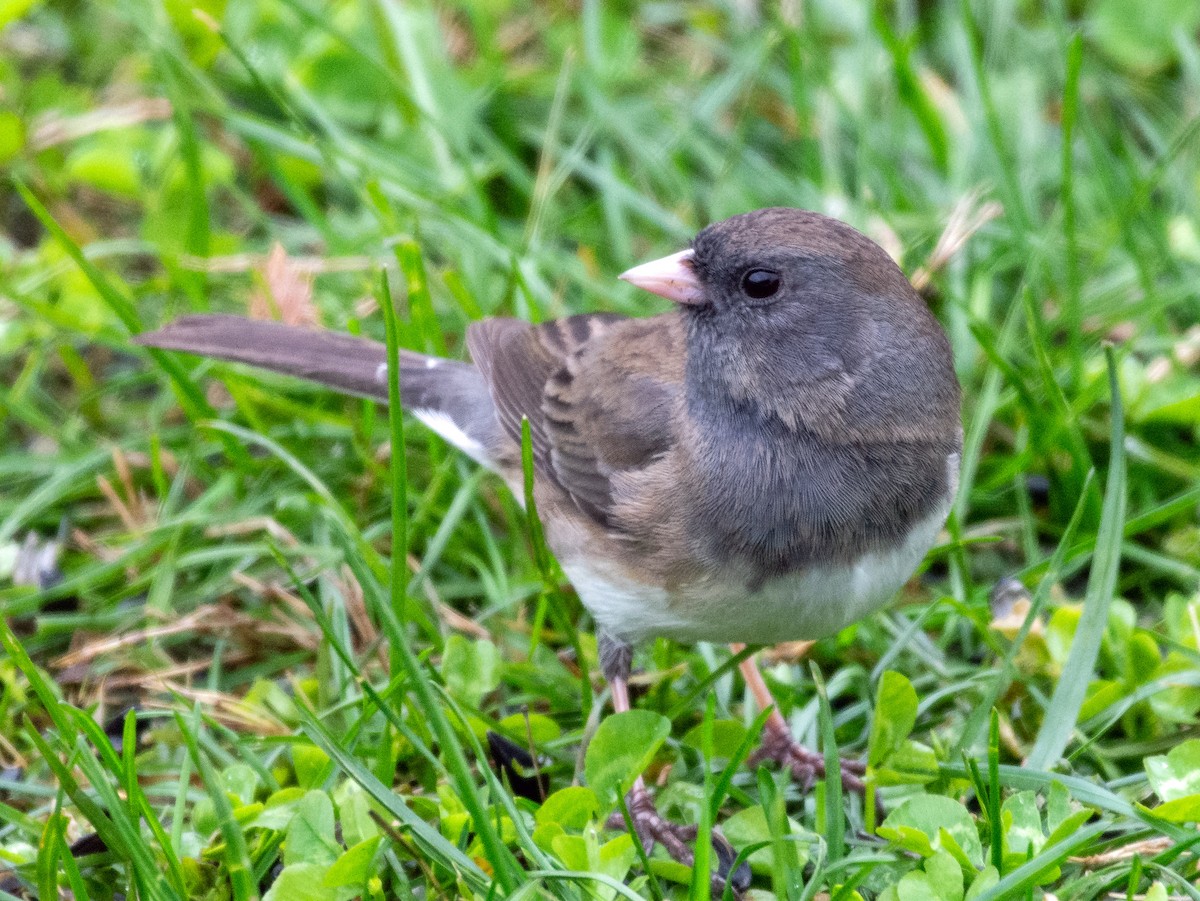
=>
[622,207,960,444]
[622,207,963,571]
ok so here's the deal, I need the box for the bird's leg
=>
[598,633,634,712]
[598,633,750,896]
[733,644,870,799]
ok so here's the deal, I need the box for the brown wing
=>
[467,313,685,527]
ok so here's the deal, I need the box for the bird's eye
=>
[741,268,781,300]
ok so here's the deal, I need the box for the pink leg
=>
[733,643,790,734]
[611,673,631,714]
[603,642,749,895]
[732,644,869,797]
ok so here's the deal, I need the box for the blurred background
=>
[1,1,1199,898]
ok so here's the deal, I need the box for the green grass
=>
[2,1,1200,899]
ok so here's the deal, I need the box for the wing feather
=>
[466,313,683,527]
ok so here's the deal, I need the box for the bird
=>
[136,207,961,888]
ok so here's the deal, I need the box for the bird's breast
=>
[675,411,958,577]
[564,475,953,646]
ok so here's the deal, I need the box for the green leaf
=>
[496,712,562,745]
[0,0,39,30]
[536,787,601,829]
[720,805,810,874]
[879,795,983,866]
[323,836,382,888]
[877,823,935,858]
[294,743,332,790]
[221,764,260,806]
[936,827,978,873]
[972,821,1109,901]
[532,822,566,853]
[1093,0,1200,71]
[1149,652,1200,723]
[1045,782,1072,835]
[1145,794,1200,823]
[1127,632,1163,683]
[551,826,637,892]
[284,791,339,868]
[869,670,920,767]
[440,635,501,708]
[873,739,940,786]
[585,710,671,802]
[13,178,215,425]
[176,711,257,900]
[1163,593,1200,646]
[964,866,999,901]
[597,832,637,882]
[924,849,964,901]
[551,833,588,871]
[681,719,748,759]
[163,0,226,65]
[1044,606,1082,666]
[1145,738,1200,801]
[65,138,143,198]
[896,870,942,901]
[1078,678,1124,722]
[0,110,23,164]
[1000,791,1043,858]
[191,798,216,837]
[262,863,337,901]
[1043,809,1093,848]
[334,783,379,849]
[646,857,694,887]
[249,789,306,831]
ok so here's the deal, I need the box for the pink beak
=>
[618,249,704,305]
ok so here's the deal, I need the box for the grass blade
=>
[1026,345,1126,770]
[811,663,844,864]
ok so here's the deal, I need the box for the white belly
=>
[562,496,951,646]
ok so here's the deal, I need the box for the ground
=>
[1,1,1200,899]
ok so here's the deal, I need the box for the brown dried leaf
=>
[248,242,319,326]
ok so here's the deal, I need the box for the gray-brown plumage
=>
[137,208,962,878]
[138,208,960,651]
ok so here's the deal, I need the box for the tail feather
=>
[136,314,503,468]
[136,315,391,401]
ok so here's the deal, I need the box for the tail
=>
[136,314,502,466]
[136,315,393,400]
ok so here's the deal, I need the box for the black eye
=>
[741,268,781,300]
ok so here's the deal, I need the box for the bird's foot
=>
[606,782,751,897]
[748,715,880,816]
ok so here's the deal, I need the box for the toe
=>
[711,831,752,895]
[839,757,867,776]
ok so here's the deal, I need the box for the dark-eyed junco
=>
[137,207,961,884]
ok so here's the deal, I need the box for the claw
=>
[711,830,752,895]
[608,782,751,897]
[748,716,884,821]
